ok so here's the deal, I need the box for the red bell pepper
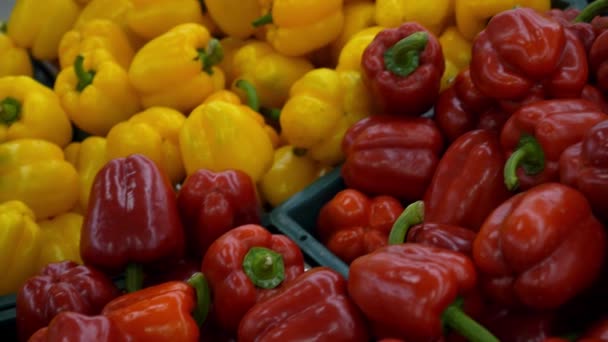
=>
[423,129,511,231]
[201,224,305,334]
[80,154,186,293]
[582,84,608,113]
[481,308,557,342]
[238,267,370,342]
[361,22,445,116]
[407,222,477,256]
[560,119,608,221]
[177,168,262,257]
[17,261,120,342]
[546,0,608,53]
[470,8,588,102]
[341,115,444,202]
[27,312,127,342]
[473,183,606,310]
[501,99,607,191]
[348,243,498,342]
[591,29,608,95]
[582,318,608,340]
[316,189,403,264]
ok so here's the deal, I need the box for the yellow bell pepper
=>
[0,76,72,147]
[231,41,313,109]
[179,97,275,182]
[204,0,263,39]
[336,26,384,72]
[439,26,472,91]
[280,68,373,166]
[128,23,225,113]
[0,200,41,295]
[37,212,84,271]
[58,19,135,70]
[218,37,249,86]
[456,0,550,40]
[0,26,33,77]
[253,0,345,57]
[328,0,376,65]
[64,137,107,212]
[106,107,186,185]
[55,50,141,136]
[0,139,79,220]
[6,0,81,61]
[259,145,329,207]
[375,0,452,36]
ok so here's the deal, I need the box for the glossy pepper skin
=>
[0,139,79,219]
[37,213,84,271]
[470,8,588,102]
[177,169,262,257]
[317,189,404,264]
[336,26,385,72]
[205,0,263,39]
[375,0,452,35]
[0,200,41,296]
[7,0,81,60]
[362,23,445,116]
[407,223,477,256]
[238,267,370,342]
[80,154,185,285]
[254,0,345,57]
[106,106,186,185]
[473,183,606,309]
[55,51,141,136]
[455,0,550,41]
[0,29,32,77]
[0,76,72,147]
[438,27,473,92]
[27,312,128,342]
[501,99,607,191]
[58,19,135,70]
[231,41,313,109]
[280,68,373,166]
[64,137,108,212]
[424,129,511,232]
[202,224,305,333]
[128,23,225,112]
[560,120,608,222]
[591,29,608,94]
[341,115,444,202]
[16,261,119,342]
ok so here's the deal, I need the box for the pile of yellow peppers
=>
[0,0,551,295]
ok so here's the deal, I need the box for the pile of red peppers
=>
[13,2,608,342]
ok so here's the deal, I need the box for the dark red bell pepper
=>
[201,224,305,334]
[16,261,120,342]
[582,84,608,113]
[143,258,201,286]
[582,318,608,340]
[545,0,608,54]
[560,120,608,222]
[407,223,477,256]
[480,307,557,342]
[473,183,606,310]
[361,22,445,116]
[27,312,127,342]
[317,189,403,264]
[341,115,444,202]
[177,168,262,257]
[470,8,588,102]
[80,154,186,293]
[238,267,370,342]
[423,129,511,231]
[348,243,499,342]
[591,29,608,94]
[501,99,607,191]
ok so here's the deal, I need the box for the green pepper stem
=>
[261,108,281,121]
[197,38,224,75]
[235,79,260,112]
[0,21,7,33]
[383,31,429,77]
[388,201,424,245]
[503,134,545,191]
[242,247,285,289]
[186,272,211,327]
[252,13,273,27]
[292,148,308,157]
[0,97,22,125]
[125,263,144,293]
[442,302,500,342]
[574,0,608,23]
[74,55,95,92]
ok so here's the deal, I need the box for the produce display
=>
[2,0,608,341]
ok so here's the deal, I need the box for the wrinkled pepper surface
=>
[473,183,606,309]
[317,189,404,264]
[408,222,477,256]
[205,0,263,39]
[0,28,32,77]
[37,212,84,271]
[128,23,225,112]
[202,224,305,333]
[27,312,128,342]
[63,136,107,212]
[362,22,445,116]
[342,115,444,202]
[239,267,370,342]
[0,76,72,147]
[0,139,79,219]
[106,106,186,185]
[336,26,384,72]
[591,29,608,94]
[375,0,452,35]
[16,261,119,341]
